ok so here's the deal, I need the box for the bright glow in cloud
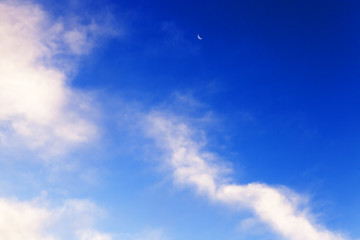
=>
[0,197,112,240]
[0,1,109,155]
[146,112,348,240]
[76,230,112,240]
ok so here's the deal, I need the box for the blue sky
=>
[0,0,359,239]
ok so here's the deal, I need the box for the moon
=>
[197,34,202,40]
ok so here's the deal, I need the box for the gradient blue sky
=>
[0,0,359,240]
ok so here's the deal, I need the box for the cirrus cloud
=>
[146,111,347,240]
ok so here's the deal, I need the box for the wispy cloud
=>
[0,1,115,156]
[0,196,112,240]
[146,111,347,240]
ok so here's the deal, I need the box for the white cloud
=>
[0,0,112,155]
[76,230,113,240]
[0,197,112,240]
[146,111,348,240]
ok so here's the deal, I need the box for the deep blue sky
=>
[68,0,360,235]
[2,0,360,239]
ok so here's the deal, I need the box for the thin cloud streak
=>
[146,112,347,240]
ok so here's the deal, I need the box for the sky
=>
[0,0,359,239]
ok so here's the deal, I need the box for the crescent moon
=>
[197,34,202,40]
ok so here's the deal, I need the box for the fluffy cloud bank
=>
[146,112,347,240]
[0,197,112,240]
[0,0,109,155]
